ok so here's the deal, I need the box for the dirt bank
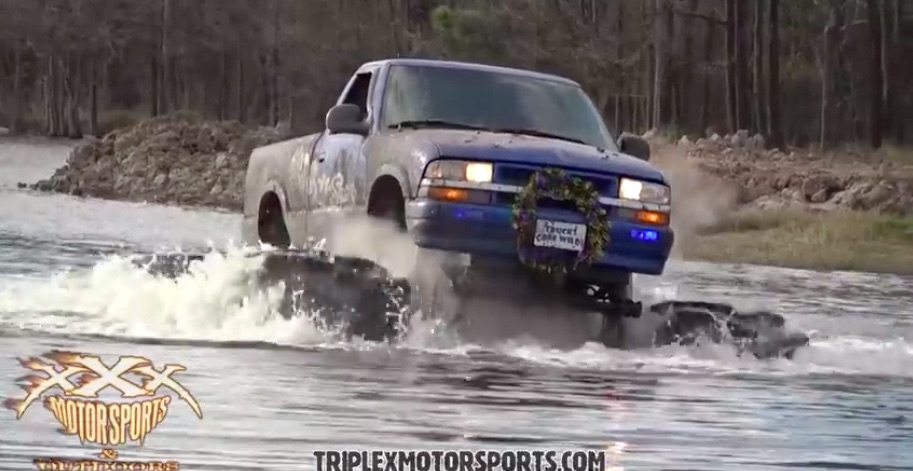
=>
[650,132,913,274]
[652,132,913,215]
[28,112,287,210]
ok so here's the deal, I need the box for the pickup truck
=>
[241,58,675,338]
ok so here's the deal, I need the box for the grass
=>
[678,209,913,275]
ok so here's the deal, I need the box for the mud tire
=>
[648,301,809,359]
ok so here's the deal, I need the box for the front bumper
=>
[406,198,674,276]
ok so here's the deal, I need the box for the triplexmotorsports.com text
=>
[314,450,611,471]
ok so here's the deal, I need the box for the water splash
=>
[0,245,328,343]
[0,246,910,378]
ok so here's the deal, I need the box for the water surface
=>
[0,138,910,470]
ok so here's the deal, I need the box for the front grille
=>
[494,164,617,197]
[494,193,578,211]
[494,193,620,217]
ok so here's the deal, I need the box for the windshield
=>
[380,64,618,151]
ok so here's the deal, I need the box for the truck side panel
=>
[241,134,321,246]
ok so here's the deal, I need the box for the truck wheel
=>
[653,308,723,347]
[366,177,447,326]
[366,176,407,232]
[348,279,407,342]
[258,192,291,248]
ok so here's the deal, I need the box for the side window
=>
[341,72,373,120]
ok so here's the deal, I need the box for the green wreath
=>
[511,167,611,279]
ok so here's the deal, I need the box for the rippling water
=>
[0,138,910,470]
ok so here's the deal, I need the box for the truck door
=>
[307,70,375,242]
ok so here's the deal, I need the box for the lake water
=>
[0,138,910,470]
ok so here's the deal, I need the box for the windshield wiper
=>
[491,128,587,145]
[388,120,487,131]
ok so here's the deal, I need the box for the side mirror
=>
[326,104,369,136]
[618,133,651,161]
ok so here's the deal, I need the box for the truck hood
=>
[403,129,666,183]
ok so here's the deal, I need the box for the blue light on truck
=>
[451,207,483,220]
[630,229,658,241]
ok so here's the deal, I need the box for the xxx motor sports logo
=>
[4,351,202,448]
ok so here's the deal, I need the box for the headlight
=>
[618,178,671,204]
[423,160,493,183]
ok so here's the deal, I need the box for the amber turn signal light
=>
[428,186,470,202]
[635,210,668,225]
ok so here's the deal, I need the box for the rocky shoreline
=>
[24,114,913,217]
[25,113,288,211]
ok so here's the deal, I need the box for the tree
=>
[866,0,884,148]
[766,0,783,149]
[0,0,909,148]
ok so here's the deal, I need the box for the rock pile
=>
[651,130,913,215]
[27,115,913,217]
[30,112,288,210]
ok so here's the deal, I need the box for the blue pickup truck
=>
[241,58,678,340]
[242,58,673,324]
[136,57,806,357]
